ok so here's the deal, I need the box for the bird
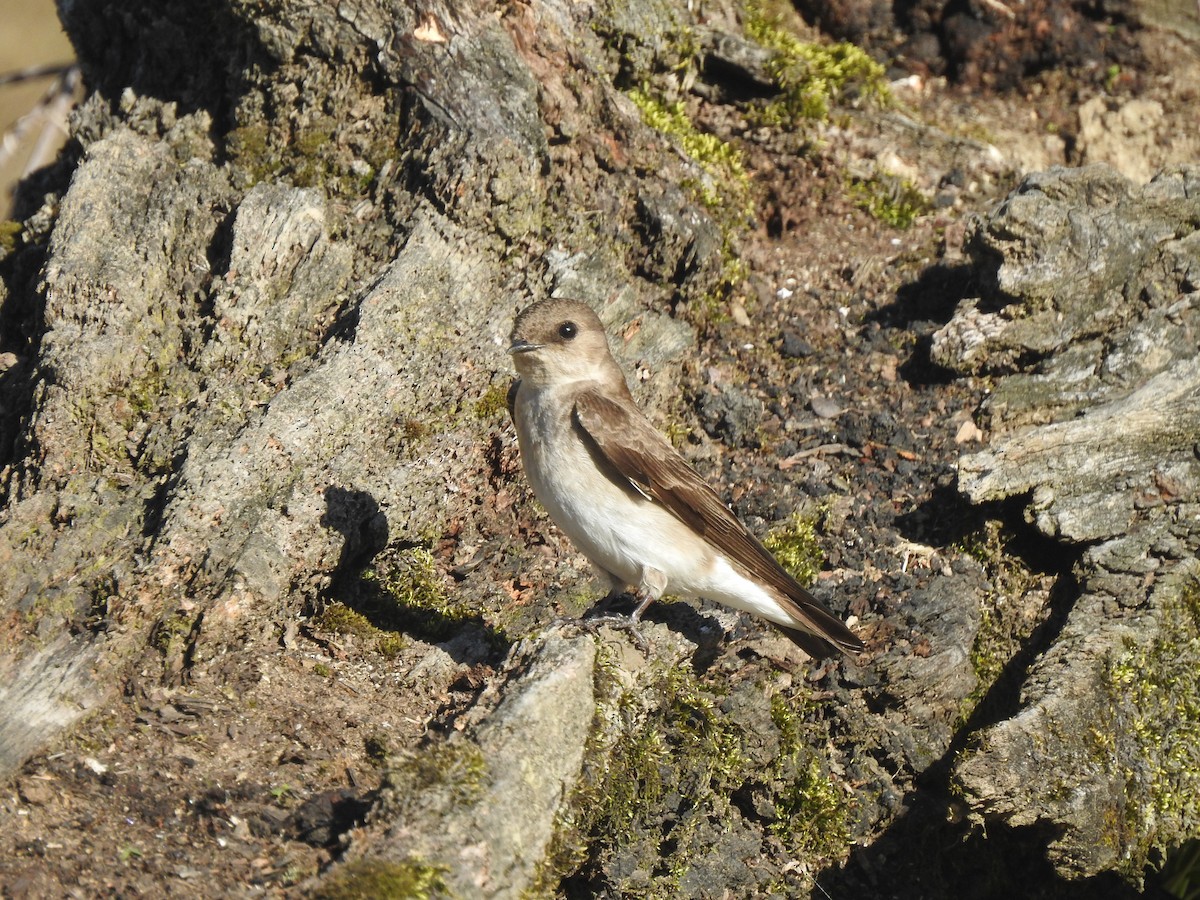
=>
[506,298,864,658]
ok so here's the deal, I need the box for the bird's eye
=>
[558,322,578,340]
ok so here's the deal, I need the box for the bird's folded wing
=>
[572,389,863,654]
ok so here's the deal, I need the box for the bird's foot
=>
[584,590,657,652]
[540,610,650,653]
[578,612,650,653]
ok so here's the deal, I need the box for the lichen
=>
[591,0,702,86]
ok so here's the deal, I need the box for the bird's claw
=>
[578,612,651,653]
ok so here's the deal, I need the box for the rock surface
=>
[935,164,1200,880]
[342,627,599,899]
[0,0,1197,896]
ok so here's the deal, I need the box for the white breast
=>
[512,381,713,592]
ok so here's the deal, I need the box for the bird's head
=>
[508,299,619,387]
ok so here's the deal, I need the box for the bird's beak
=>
[508,338,541,355]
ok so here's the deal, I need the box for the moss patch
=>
[388,740,489,806]
[953,520,1042,726]
[846,171,930,230]
[627,89,751,221]
[315,601,406,658]
[584,664,747,893]
[225,106,396,198]
[1106,577,1200,881]
[627,88,753,320]
[768,693,851,858]
[763,509,825,587]
[321,545,508,653]
[744,0,889,124]
[311,858,450,900]
[473,383,510,420]
[0,219,22,256]
[365,547,505,647]
[544,656,853,895]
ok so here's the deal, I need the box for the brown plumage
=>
[508,298,862,657]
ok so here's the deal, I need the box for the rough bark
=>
[935,164,1200,879]
[0,0,1197,896]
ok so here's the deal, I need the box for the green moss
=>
[626,88,753,321]
[744,0,889,124]
[846,172,930,229]
[71,709,123,753]
[316,602,407,658]
[152,609,197,657]
[364,547,490,644]
[474,383,510,420]
[225,113,387,196]
[537,662,746,895]
[317,602,375,637]
[768,693,851,858]
[1104,64,1122,94]
[952,520,1042,727]
[627,88,752,222]
[662,420,691,448]
[312,858,451,900]
[389,741,488,806]
[313,662,333,678]
[364,732,391,764]
[323,545,506,652]
[226,122,276,185]
[763,510,825,586]
[0,219,21,255]
[539,652,857,895]
[376,632,407,657]
[290,121,337,189]
[1106,578,1200,881]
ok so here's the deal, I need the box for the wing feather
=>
[572,389,863,655]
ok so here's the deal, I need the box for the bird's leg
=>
[607,568,667,650]
[630,567,667,624]
[579,568,666,653]
[629,591,656,623]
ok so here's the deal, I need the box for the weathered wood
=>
[937,164,1200,878]
[1,0,1196,894]
[959,355,1200,543]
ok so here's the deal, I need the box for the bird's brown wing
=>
[506,378,521,419]
[572,389,863,656]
